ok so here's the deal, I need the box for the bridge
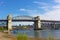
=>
[0,14,60,31]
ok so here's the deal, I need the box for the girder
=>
[0,19,60,22]
[0,16,60,22]
[12,16,35,20]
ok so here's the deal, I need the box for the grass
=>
[0,27,7,31]
[16,33,28,40]
[46,30,55,40]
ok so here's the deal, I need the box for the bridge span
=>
[0,14,60,31]
[0,19,60,22]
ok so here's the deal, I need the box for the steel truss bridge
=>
[0,14,60,30]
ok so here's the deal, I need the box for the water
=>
[11,29,60,39]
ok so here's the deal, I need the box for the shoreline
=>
[0,31,60,40]
[0,31,12,40]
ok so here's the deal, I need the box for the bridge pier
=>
[34,16,41,30]
[7,14,12,31]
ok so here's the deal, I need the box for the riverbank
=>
[0,31,48,40]
[0,31,60,40]
[29,37,60,40]
[0,32,11,40]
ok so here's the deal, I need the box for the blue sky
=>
[0,0,60,20]
[0,0,60,25]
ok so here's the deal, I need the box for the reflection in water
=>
[34,30,41,38]
[11,30,60,39]
[34,30,39,38]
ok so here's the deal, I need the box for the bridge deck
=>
[0,19,60,22]
[41,20,60,22]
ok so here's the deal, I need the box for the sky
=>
[0,0,60,25]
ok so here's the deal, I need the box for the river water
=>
[11,30,60,39]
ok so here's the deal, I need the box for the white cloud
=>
[20,8,26,11]
[33,1,47,6]
[40,9,60,20]
[20,8,34,12]
[33,1,51,11]
[19,8,41,16]
[38,6,50,12]
[52,5,60,9]
[54,0,60,3]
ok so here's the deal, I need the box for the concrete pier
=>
[7,14,12,31]
[34,16,41,30]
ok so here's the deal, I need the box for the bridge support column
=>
[34,16,41,30]
[7,14,12,31]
